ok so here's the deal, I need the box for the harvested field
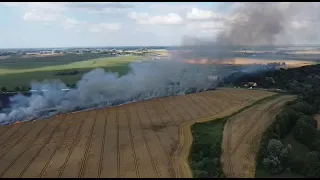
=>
[220,95,296,178]
[0,88,274,178]
[184,58,316,67]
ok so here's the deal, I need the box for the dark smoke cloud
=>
[181,2,320,58]
[217,2,285,46]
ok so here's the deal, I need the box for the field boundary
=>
[173,93,281,178]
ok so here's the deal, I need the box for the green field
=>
[189,117,226,178]
[0,54,148,90]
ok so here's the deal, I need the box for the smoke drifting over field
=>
[0,61,219,125]
[0,2,318,125]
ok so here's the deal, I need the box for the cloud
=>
[148,3,194,14]
[61,17,87,30]
[0,2,25,7]
[22,2,67,22]
[89,23,122,32]
[290,21,309,29]
[5,2,135,21]
[3,2,133,13]
[14,2,123,32]
[129,12,183,25]
[187,21,226,30]
[67,2,134,14]
[23,12,56,22]
[68,2,134,9]
[186,8,222,21]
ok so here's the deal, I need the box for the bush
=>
[262,139,291,174]
[257,127,280,163]
[267,139,285,156]
[202,157,222,177]
[300,115,317,127]
[1,87,6,92]
[291,101,317,115]
[20,86,28,91]
[14,86,20,91]
[257,106,299,164]
[193,170,208,178]
[293,116,317,146]
[189,119,226,178]
[302,151,320,178]
[310,131,320,152]
[263,155,283,174]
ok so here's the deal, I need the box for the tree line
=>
[227,64,320,177]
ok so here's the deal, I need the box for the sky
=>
[1,2,319,49]
[0,2,231,48]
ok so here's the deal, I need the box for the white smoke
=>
[0,60,220,125]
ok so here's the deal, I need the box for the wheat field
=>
[0,88,275,178]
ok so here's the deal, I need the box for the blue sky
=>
[0,2,231,48]
[1,2,319,48]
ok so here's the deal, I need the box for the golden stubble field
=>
[184,58,316,68]
[0,88,276,178]
[220,95,296,178]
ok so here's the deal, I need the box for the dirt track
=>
[0,88,274,178]
[220,95,296,178]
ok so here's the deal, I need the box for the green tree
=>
[193,170,208,178]
[293,117,317,146]
[262,139,291,174]
[1,87,6,92]
[310,131,320,152]
[302,151,320,178]
[202,157,222,177]
[15,86,20,92]
[21,86,27,91]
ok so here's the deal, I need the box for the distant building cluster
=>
[52,49,63,54]
[0,47,150,57]
[244,82,258,89]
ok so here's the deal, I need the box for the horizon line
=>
[1,44,320,50]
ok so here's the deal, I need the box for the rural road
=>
[0,88,275,178]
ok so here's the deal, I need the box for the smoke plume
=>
[216,2,285,46]
[0,2,318,125]
[0,60,220,125]
[181,2,320,59]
